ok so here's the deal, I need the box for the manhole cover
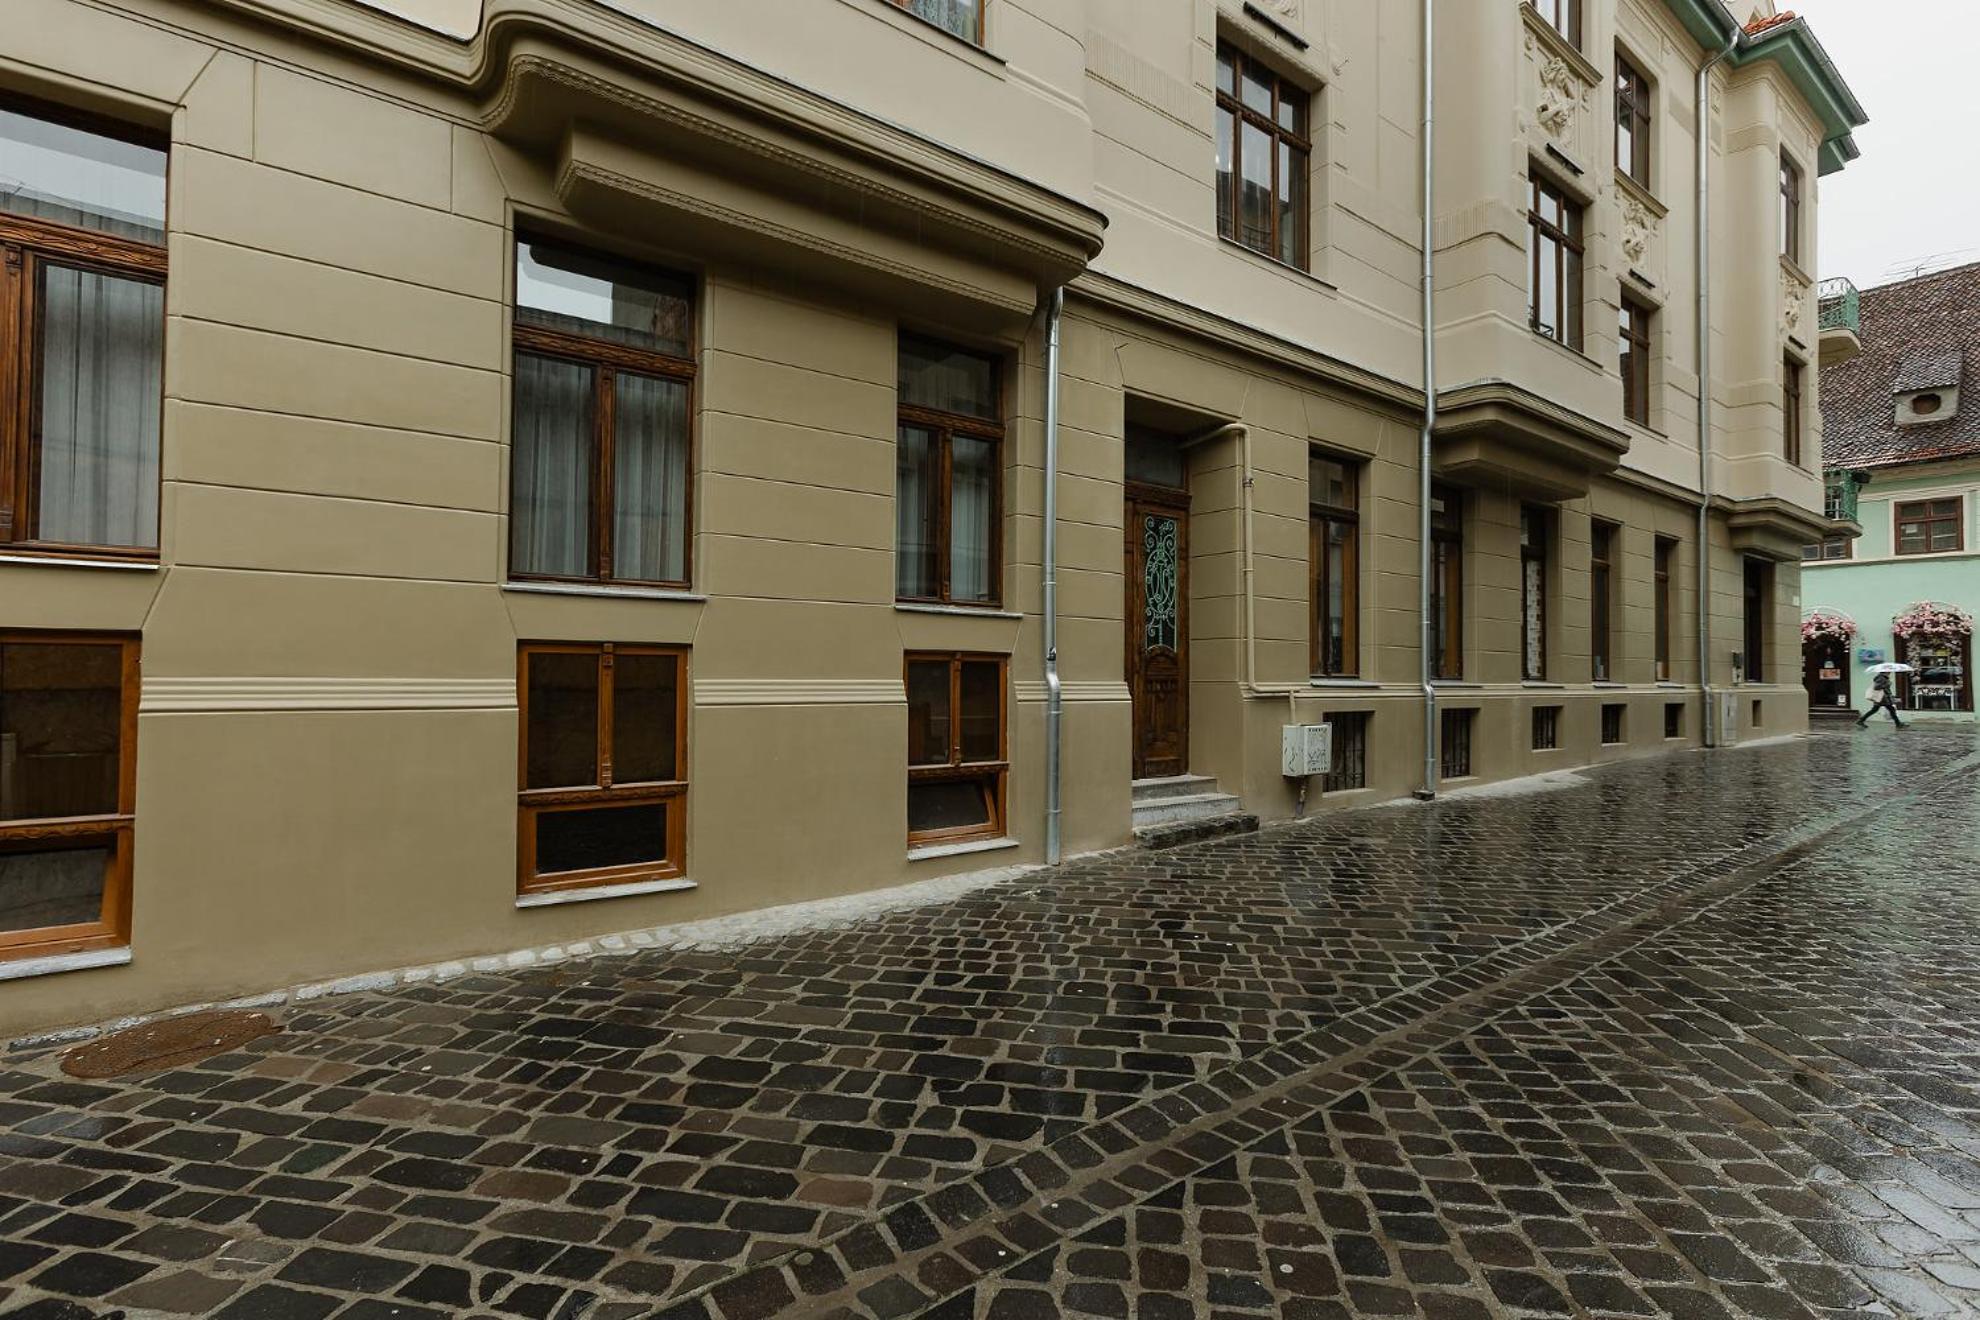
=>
[61,1010,280,1079]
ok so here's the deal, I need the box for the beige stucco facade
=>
[0,0,1860,1035]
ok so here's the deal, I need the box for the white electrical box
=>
[1715,692,1741,746]
[1281,723,1333,777]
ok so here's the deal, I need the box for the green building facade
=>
[1803,265,1979,721]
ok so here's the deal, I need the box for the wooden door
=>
[1126,485,1189,779]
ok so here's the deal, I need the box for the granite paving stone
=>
[0,727,1978,1316]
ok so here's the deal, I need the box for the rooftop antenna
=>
[1880,248,1980,283]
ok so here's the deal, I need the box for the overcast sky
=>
[1792,0,1979,290]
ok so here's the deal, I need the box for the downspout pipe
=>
[1696,24,1739,748]
[1415,0,1437,800]
[1043,287,1065,865]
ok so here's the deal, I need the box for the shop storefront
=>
[1801,610,1855,713]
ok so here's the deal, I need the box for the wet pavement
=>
[0,724,1978,1318]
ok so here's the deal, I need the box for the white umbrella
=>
[1867,662,1914,675]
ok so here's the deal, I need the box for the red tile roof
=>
[1820,263,1980,472]
[1745,10,1798,35]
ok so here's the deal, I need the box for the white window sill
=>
[0,946,131,982]
[907,836,1019,862]
[1309,677,1379,688]
[895,603,1023,620]
[1592,682,1629,690]
[516,877,697,909]
[0,554,159,573]
[503,582,707,603]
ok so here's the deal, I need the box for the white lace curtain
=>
[903,0,980,40]
[36,265,162,549]
[950,435,994,603]
[510,355,594,577]
[612,373,688,583]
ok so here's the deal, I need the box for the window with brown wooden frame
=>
[1615,52,1652,187]
[1780,152,1803,263]
[1215,42,1311,269]
[0,632,138,960]
[1591,519,1618,682]
[1520,504,1550,681]
[1619,292,1653,425]
[1895,497,1963,556]
[1529,0,1581,46]
[517,643,687,896]
[1528,171,1584,349]
[1309,450,1359,677]
[906,653,1007,846]
[1783,356,1805,467]
[897,336,1003,606]
[1430,485,1465,680]
[510,237,696,588]
[0,100,167,560]
[887,0,983,44]
[1653,534,1676,681]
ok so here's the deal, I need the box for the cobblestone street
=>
[0,725,1977,1319]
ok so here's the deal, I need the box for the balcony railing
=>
[1817,277,1860,336]
[1824,470,1863,524]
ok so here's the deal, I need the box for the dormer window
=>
[1893,352,1963,427]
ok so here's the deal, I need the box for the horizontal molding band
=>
[693,679,904,707]
[1014,681,1131,703]
[141,677,515,713]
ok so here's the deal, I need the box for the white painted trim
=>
[1308,678,1381,689]
[141,677,515,713]
[895,603,1024,620]
[907,836,1020,861]
[0,946,130,983]
[516,877,697,908]
[1014,680,1129,703]
[502,582,708,603]
[0,555,159,572]
[694,679,903,706]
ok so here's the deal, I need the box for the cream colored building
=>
[0,0,1863,1035]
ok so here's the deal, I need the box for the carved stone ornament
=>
[1536,55,1587,141]
[1620,193,1656,266]
[1257,0,1300,17]
[1781,264,1810,339]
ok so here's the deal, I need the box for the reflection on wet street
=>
[0,726,1976,1318]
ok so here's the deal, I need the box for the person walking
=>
[1857,672,1906,729]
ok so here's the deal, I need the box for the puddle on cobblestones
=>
[60,1009,280,1078]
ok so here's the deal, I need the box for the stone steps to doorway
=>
[1132,775,1257,849]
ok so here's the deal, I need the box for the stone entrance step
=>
[1131,774,1256,848]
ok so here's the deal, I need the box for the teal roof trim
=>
[1734,19,1868,177]
[1654,2,1868,176]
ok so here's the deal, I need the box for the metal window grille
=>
[1601,703,1625,745]
[1532,706,1560,751]
[1323,712,1369,792]
[1440,708,1474,779]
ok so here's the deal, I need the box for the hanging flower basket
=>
[1891,600,1976,641]
[1800,609,1856,644]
